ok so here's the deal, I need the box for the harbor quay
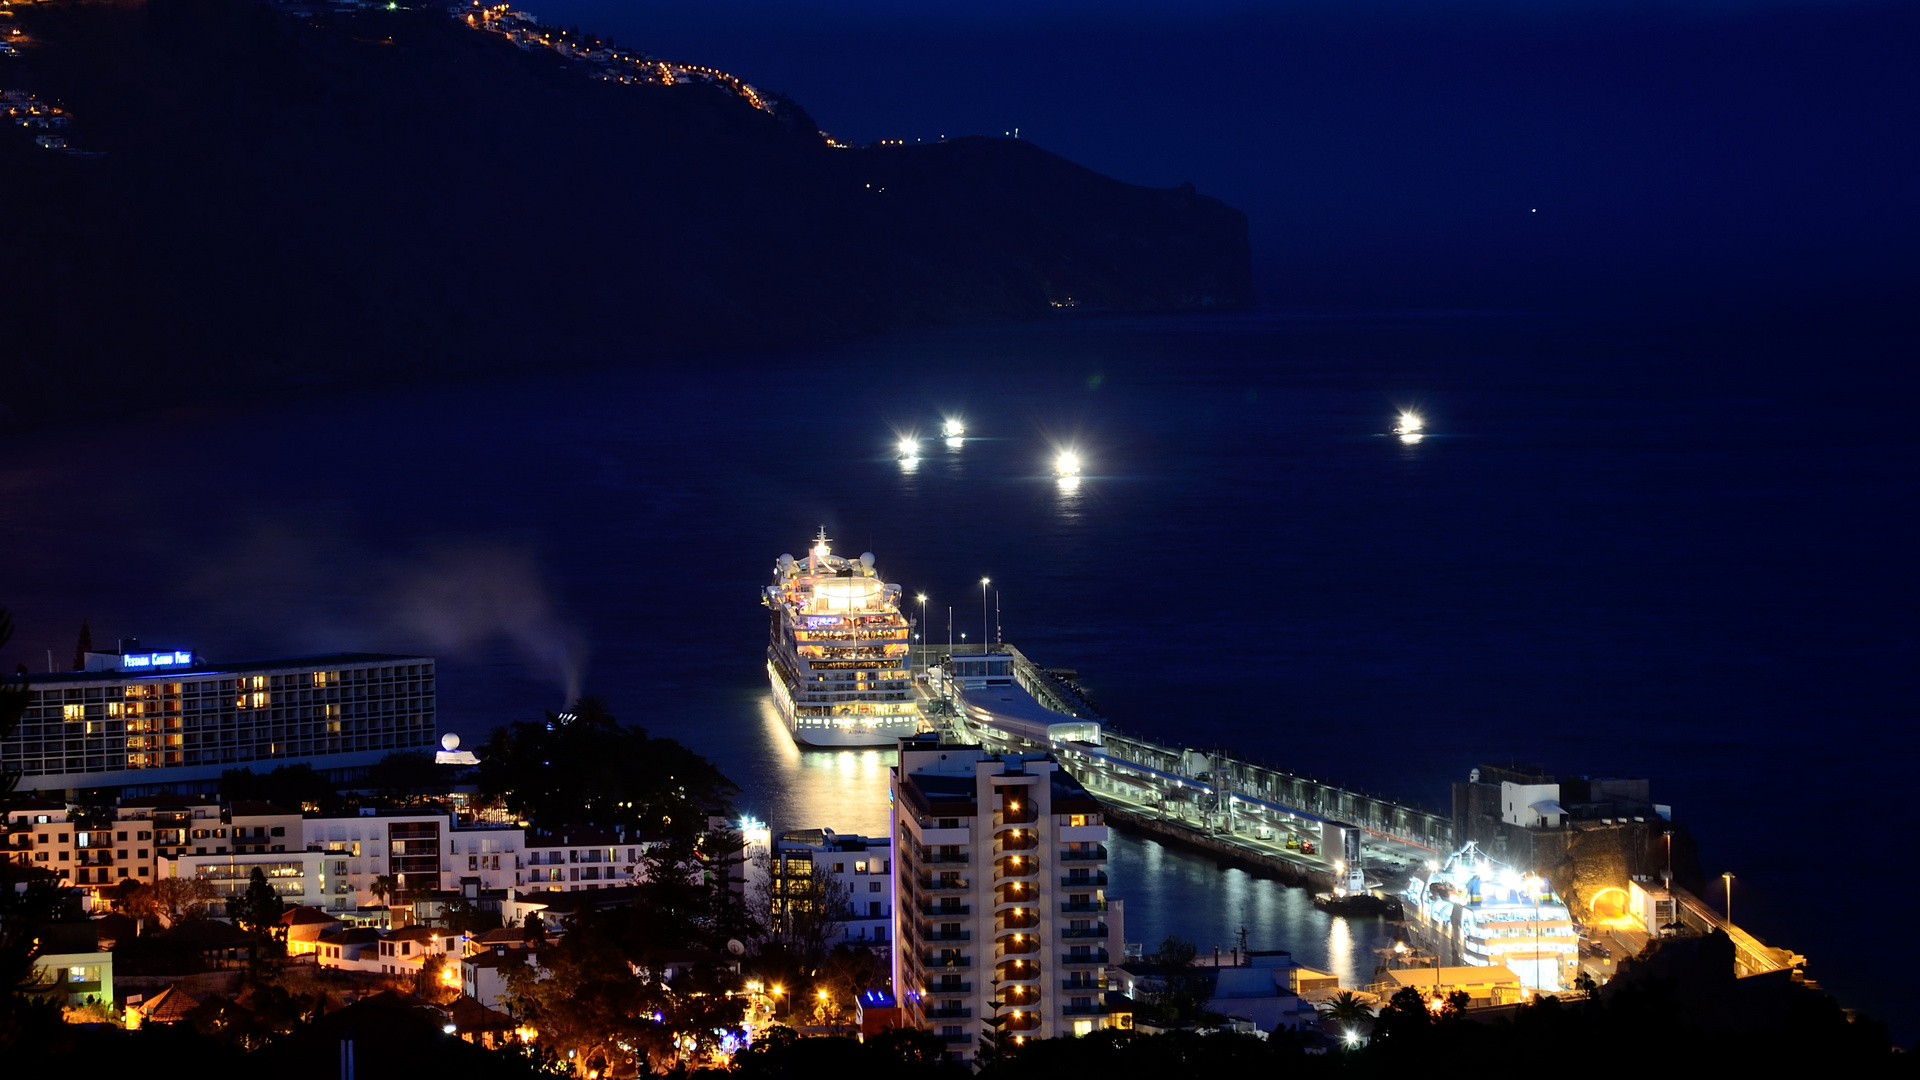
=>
[927,642,1448,890]
[916,641,1810,998]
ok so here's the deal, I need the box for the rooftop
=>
[14,652,432,687]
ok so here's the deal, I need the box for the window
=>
[117,832,127,842]
[62,704,82,721]
[869,882,881,892]
[1069,815,1087,827]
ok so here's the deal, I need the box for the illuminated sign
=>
[122,651,194,670]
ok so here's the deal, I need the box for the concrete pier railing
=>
[932,644,1456,877]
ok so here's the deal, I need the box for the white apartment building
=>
[171,849,333,914]
[771,828,892,946]
[890,737,1125,1059]
[521,827,648,892]
[4,797,76,883]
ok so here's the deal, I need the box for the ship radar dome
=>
[860,552,876,568]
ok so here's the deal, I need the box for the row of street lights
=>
[911,577,997,674]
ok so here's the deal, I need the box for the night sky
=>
[529,0,1918,312]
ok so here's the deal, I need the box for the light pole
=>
[980,578,990,655]
[1722,872,1734,926]
[916,594,927,674]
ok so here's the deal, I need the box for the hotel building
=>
[890,736,1125,1058]
[1,649,437,796]
[770,828,893,947]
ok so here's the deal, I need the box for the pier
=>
[923,644,1454,890]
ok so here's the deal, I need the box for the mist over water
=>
[0,310,1911,1034]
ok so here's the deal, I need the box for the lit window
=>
[62,704,82,721]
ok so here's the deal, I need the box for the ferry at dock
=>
[762,530,923,748]
[1401,842,1578,992]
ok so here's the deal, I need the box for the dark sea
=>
[3,311,1913,1036]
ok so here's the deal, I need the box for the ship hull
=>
[766,658,919,749]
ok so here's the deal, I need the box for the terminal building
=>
[0,645,438,797]
[890,735,1127,1058]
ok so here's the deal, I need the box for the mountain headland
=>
[0,0,1252,425]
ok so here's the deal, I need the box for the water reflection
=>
[751,695,895,837]
[1107,832,1393,987]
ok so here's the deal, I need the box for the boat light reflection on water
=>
[1393,411,1425,443]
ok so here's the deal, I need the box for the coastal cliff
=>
[0,0,1251,423]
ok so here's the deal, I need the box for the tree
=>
[1317,989,1374,1027]
[477,696,736,838]
[415,955,459,1004]
[1368,985,1433,1048]
[368,874,397,908]
[503,911,670,1075]
[0,607,54,996]
[227,868,286,946]
[71,620,92,672]
[364,751,440,807]
[220,764,340,814]
[147,877,216,926]
[758,853,852,964]
[1136,936,1209,1026]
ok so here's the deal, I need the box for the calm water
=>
[1,311,1911,1034]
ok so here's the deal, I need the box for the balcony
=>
[997,935,1040,956]
[1059,846,1108,862]
[1060,950,1110,966]
[997,832,1037,852]
[925,929,972,942]
[1059,901,1107,913]
[996,959,1042,983]
[922,852,970,865]
[919,876,970,892]
[1061,925,1109,939]
[923,953,972,969]
[939,1033,974,1046]
[997,806,1038,826]
[997,911,1039,931]
[920,902,970,916]
[925,1006,973,1019]
[1061,978,1107,992]
[928,981,973,995]
[1059,872,1107,887]
[1062,1003,1109,1016]
[1002,1012,1042,1033]
[996,857,1039,880]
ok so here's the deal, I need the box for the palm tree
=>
[1318,990,1374,1026]
[369,874,397,907]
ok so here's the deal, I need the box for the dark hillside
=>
[0,0,1250,424]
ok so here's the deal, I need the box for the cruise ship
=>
[763,531,923,747]
[1401,842,1579,992]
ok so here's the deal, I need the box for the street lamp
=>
[916,594,927,674]
[1722,873,1734,926]
[980,578,990,655]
